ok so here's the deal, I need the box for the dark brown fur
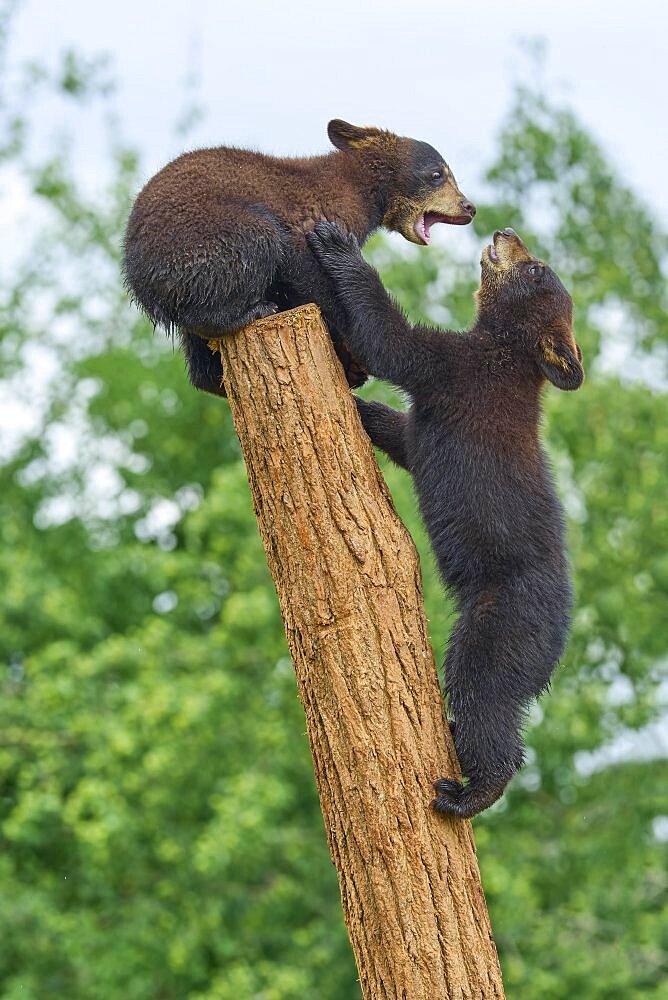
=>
[122,120,475,395]
[307,223,584,818]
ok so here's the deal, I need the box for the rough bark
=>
[212,304,505,1000]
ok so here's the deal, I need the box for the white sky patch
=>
[590,301,668,391]
[574,715,668,777]
[0,168,46,270]
[152,590,178,614]
[652,816,668,842]
[0,344,61,461]
[134,487,203,548]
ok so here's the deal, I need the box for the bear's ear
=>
[328,119,382,151]
[536,334,584,391]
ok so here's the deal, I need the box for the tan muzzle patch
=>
[484,228,536,269]
[384,177,474,246]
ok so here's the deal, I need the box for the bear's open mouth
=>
[414,211,473,245]
[486,228,531,266]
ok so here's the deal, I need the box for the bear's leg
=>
[279,243,369,389]
[179,300,280,398]
[178,331,227,398]
[307,223,446,396]
[125,204,288,393]
[355,398,409,470]
[165,207,284,335]
[181,297,280,335]
[432,592,528,818]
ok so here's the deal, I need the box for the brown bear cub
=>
[307,223,584,818]
[122,120,475,395]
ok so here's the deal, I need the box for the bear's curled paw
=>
[243,301,280,325]
[307,222,361,271]
[432,774,508,819]
[432,777,463,805]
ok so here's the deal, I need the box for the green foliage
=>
[0,30,666,999]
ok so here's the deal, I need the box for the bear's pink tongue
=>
[415,211,472,244]
[414,213,430,244]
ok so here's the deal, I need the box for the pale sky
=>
[7,0,668,223]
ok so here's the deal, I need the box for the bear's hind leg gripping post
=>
[180,299,280,397]
[434,600,528,818]
[355,398,410,470]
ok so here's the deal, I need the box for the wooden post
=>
[212,304,505,999]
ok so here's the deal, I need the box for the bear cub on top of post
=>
[308,222,584,818]
[122,120,475,397]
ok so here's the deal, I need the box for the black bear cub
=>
[307,223,584,818]
[122,120,475,396]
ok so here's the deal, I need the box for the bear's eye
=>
[431,170,443,182]
[528,263,544,278]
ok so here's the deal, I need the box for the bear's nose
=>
[461,200,476,218]
[502,227,515,236]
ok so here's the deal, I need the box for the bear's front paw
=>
[307,222,361,269]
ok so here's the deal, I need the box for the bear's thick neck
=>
[469,323,546,421]
[318,150,392,238]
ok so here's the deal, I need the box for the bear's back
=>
[129,146,339,230]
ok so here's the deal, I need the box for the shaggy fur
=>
[307,222,584,818]
[122,120,475,395]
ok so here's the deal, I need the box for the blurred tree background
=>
[1,6,667,998]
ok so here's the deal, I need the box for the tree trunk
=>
[212,305,505,1000]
